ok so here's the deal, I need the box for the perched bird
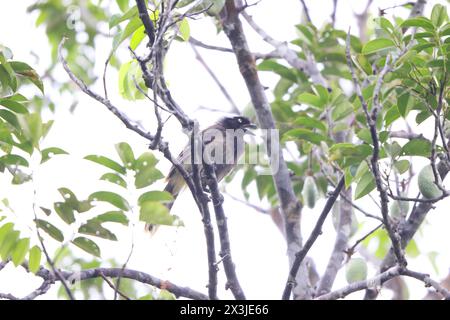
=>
[146,115,257,232]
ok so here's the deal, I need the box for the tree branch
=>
[220,0,311,299]
[282,176,345,300]
[241,11,329,89]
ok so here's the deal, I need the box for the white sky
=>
[0,0,449,300]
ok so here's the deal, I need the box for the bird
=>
[146,115,257,232]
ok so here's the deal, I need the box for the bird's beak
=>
[242,123,257,135]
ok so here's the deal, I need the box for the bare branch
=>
[345,29,406,267]
[21,263,208,300]
[221,1,310,299]
[241,11,329,89]
[317,266,450,300]
[282,177,345,300]
[190,44,240,114]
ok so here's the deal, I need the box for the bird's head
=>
[217,115,257,134]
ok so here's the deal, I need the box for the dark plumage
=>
[146,115,256,233]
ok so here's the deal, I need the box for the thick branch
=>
[31,265,208,300]
[220,0,310,299]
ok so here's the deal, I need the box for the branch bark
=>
[220,1,311,299]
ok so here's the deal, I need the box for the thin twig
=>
[299,0,312,23]
[190,44,240,114]
[345,29,406,267]
[99,272,132,300]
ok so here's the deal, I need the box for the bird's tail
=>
[144,177,183,234]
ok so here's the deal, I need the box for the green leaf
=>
[377,17,395,32]
[0,109,20,130]
[72,237,101,257]
[362,38,396,55]
[257,60,297,82]
[0,223,14,245]
[77,200,93,213]
[28,245,42,274]
[283,128,327,145]
[41,147,68,164]
[109,5,138,29]
[297,92,324,109]
[58,187,79,209]
[11,238,30,266]
[293,116,327,132]
[394,159,410,174]
[139,201,177,226]
[0,154,29,167]
[431,4,448,27]
[100,173,127,188]
[0,99,28,113]
[116,0,130,12]
[355,171,376,200]
[178,18,190,41]
[115,142,135,169]
[95,211,129,225]
[0,230,19,261]
[406,239,420,258]
[84,155,126,174]
[116,16,142,50]
[0,53,17,92]
[54,202,75,225]
[17,113,43,147]
[35,219,64,242]
[134,152,163,189]
[130,25,146,50]
[10,61,44,93]
[401,139,432,157]
[401,17,435,31]
[138,191,173,205]
[89,191,130,211]
[79,221,117,241]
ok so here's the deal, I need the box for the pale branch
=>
[22,279,53,300]
[316,193,353,295]
[401,269,450,299]
[389,130,424,140]
[317,266,400,300]
[22,263,208,300]
[189,36,279,60]
[241,11,329,89]
[282,176,345,300]
[316,130,353,296]
[316,266,450,300]
[220,0,310,299]
[190,44,240,114]
[345,30,406,267]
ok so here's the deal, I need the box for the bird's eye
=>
[237,118,242,123]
